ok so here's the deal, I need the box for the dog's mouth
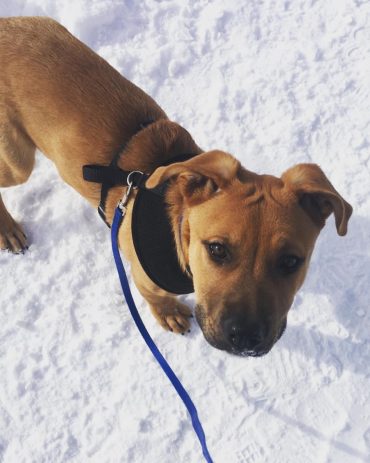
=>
[195,305,287,357]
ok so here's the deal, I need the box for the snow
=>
[1,1,370,462]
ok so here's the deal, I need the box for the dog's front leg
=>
[118,211,192,334]
[130,261,192,334]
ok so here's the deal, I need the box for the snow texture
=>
[1,1,370,462]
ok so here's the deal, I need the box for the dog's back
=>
[0,17,168,252]
[0,17,165,162]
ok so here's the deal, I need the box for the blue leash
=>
[111,206,213,463]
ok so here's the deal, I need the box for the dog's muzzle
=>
[196,305,287,357]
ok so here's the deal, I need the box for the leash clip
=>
[117,170,144,216]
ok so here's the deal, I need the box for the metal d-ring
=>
[126,170,144,189]
[118,170,144,214]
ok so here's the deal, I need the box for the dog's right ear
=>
[146,150,240,205]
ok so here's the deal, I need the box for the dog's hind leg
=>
[0,123,36,253]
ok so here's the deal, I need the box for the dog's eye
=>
[207,242,228,262]
[279,255,303,275]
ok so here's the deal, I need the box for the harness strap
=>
[83,147,197,227]
[83,120,155,226]
[83,164,149,225]
[111,207,213,463]
[83,165,149,188]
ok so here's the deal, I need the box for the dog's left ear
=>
[146,150,240,205]
[282,163,353,236]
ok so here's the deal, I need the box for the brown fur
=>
[0,17,352,355]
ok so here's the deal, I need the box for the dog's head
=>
[146,151,352,356]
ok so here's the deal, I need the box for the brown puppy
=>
[0,17,352,356]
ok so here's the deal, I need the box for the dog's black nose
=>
[222,317,266,352]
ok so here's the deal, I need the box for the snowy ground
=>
[1,1,370,462]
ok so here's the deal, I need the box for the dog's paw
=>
[0,218,28,254]
[150,301,193,334]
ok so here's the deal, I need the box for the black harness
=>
[82,123,195,295]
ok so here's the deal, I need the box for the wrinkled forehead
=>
[189,177,318,246]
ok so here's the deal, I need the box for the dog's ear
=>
[146,150,240,205]
[282,163,353,236]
